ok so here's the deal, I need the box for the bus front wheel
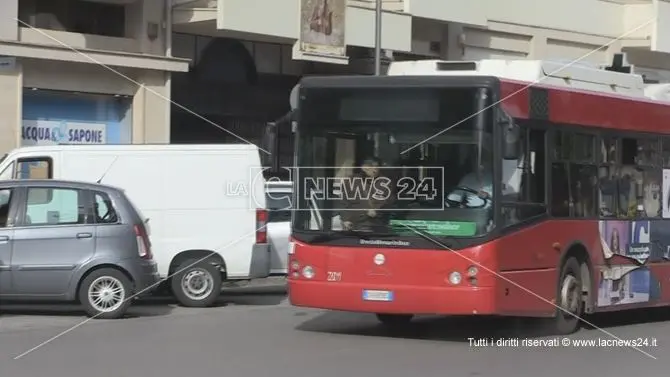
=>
[553,257,584,335]
[376,313,413,327]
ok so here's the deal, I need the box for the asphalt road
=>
[0,286,669,377]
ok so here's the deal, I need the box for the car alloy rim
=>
[88,276,126,313]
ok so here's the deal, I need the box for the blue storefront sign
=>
[22,120,107,145]
[22,89,132,146]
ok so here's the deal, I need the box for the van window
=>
[17,159,52,179]
[93,191,119,224]
[0,162,14,180]
[16,158,53,204]
[23,188,85,226]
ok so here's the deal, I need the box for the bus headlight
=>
[448,271,462,285]
[467,266,478,277]
[302,266,315,279]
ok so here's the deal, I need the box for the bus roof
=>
[387,59,670,103]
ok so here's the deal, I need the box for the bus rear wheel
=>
[376,314,413,327]
[553,257,584,335]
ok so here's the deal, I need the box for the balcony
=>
[18,27,140,53]
[173,0,412,64]
[6,0,190,72]
[403,0,486,27]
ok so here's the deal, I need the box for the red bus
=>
[286,59,670,334]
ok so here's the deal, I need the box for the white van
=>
[0,144,269,307]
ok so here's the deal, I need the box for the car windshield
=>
[293,86,494,238]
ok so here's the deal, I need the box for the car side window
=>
[93,191,119,224]
[0,188,15,228]
[23,188,86,226]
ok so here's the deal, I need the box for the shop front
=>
[21,89,132,147]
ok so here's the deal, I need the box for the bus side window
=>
[551,131,597,218]
[662,138,670,167]
[502,126,547,226]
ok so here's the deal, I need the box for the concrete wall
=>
[0,0,18,41]
[0,60,22,155]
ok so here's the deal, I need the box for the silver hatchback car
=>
[0,179,159,319]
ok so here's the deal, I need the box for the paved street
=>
[0,286,669,377]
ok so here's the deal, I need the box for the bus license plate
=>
[362,290,394,302]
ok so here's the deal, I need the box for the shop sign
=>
[22,120,107,146]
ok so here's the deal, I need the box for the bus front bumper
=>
[288,280,496,315]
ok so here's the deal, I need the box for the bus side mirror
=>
[262,122,278,168]
[501,119,520,160]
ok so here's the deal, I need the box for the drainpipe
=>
[165,0,173,57]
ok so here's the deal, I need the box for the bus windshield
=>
[294,86,494,238]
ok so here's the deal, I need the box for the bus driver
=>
[446,149,493,209]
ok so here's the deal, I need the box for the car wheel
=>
[171,259,222,307]
[79,268,132,319]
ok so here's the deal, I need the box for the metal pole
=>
[374,0,382,75]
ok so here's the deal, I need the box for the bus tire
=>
[376,313,413,327]
[553,257,584,335]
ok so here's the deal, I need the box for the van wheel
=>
[171,260,222,307]
[552,257,584,335]
[376,314,413,327]
[79,268,132,319]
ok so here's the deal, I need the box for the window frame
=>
[15,157,53,180]
[15,186,93,228]
[498,120,549,228]
[92,190,121,225]
[0,187,19,228]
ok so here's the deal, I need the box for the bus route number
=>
[327,271,342,282]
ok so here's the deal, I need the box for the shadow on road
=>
[0,303,173,319]
[142,286,287,308]
[0,286,287,318]
[295,307,670,342]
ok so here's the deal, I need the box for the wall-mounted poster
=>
[299,0,346,59]
[597,267,651,307]
[629,221,651,264]
[599,220,629,260]
[663,169,670,218]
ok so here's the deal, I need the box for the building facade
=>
[0,0,189,156]
[172,0,670,71]
[170,0,670,166]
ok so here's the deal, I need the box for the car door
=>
[0,187,18,296]
[11,186,96,297]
